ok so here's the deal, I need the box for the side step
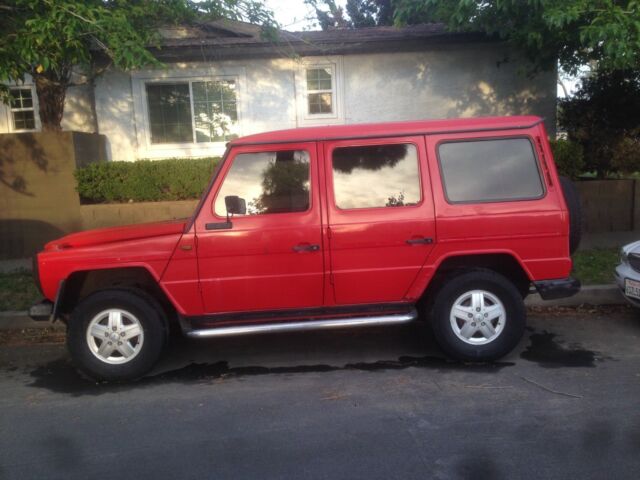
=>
[185,309,418,339]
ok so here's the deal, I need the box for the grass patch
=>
[0,271,40,311]
[572,248,619,285]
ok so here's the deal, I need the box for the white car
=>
[615,241,640,306]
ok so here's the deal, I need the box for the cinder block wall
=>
[0,132,106,259]
[80,200,198,230]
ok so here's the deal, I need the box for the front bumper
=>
[29,300,53,321]
[614,262,640,307]
[533,277,581,300]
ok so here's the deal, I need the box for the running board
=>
[185,309,418,339]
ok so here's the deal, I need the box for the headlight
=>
[620,248,629,265]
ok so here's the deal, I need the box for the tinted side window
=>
[332,144,421,209]
[438,138,544,203]
[214,150,310,216]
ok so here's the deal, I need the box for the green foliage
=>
[559,70,640,178]
[611,133,640,176]
[306,0,393,29]
[75,157,220,204]
[549,139,585,180]
[0,0,275,129]
[393,1,640,74]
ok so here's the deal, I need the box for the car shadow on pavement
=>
[25,323,514,396]
[18,320,609,397]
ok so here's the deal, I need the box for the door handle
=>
[406,237,434,245]
[293,243,320,252]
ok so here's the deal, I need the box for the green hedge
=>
[75,157,220,204]
[549,138,585,180]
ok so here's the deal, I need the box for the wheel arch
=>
[418,251,534,305]
[58,267,178,325]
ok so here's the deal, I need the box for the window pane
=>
[12,110,35,130]
[192,80,238,143]
[306,69,319,90]
[215,150,310,216]
[146,83,193,144]
[332,144,421,209]
[308,92,332,114]
[438,138,544,203]
[306,68,332,91]
[10,88,33,109]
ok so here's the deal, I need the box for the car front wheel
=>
[429,270,526,362]
[67,289,167,381]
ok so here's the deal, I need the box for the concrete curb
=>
[0,285,628,332]
[0,311,64,331]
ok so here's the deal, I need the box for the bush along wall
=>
[549,139,585,180]
[75,157,220,204]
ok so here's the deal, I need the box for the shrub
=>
[611,131,640,176]
[549,139,585,180]
[559,70,640,178]
[75,157,220,204]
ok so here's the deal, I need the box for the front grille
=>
[629,254,640,273]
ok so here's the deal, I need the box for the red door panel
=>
[423,129,569,280]
[323,136,436,305]
[194,143,324,314]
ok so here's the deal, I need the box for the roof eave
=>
[149,32,494,62]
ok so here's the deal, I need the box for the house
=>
[0,20,556,162]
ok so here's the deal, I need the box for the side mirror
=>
[224,195,246,216]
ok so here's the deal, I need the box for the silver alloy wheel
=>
[86,309,144,364]
[449,290,506,345]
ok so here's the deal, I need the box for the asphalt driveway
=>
[0,306,639,479]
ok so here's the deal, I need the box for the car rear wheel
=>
[67,289,167,381]
[429,270,526,361]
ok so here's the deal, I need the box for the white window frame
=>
[295,56,344,126]
[305,66,336,118]
[131,67,246,159]
[3,84,40,133]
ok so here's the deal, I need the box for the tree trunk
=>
[33,69,69,131]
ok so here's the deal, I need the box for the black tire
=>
[429,269,526,362]
[67,288,167,381]
[559,176,582,254]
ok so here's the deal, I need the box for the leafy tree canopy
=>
[393,0,640,75]
[559,70,640,178]
[0,0,275,130]
[305,0,393,29]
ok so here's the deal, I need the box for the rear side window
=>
[331,143,421,209]
[438,138,544,203]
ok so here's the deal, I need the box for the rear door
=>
[323,136,436,305]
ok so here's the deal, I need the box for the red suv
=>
[30,116,581,381]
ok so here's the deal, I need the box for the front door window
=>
[214,150,310,216]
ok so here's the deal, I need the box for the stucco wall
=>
[341,45,556,133]
[61,83,95,132]
[2,43,556,161]
[94,44,555,161]
[94,70,138,162]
